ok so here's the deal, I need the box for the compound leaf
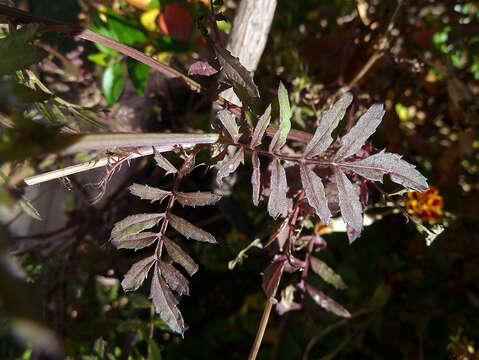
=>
[168,213,216,243]
[112,232,158,250]
[267,158,288,219]
[334,168,363,242]
[251,151,261,206]
[216,147,244,185]
[340,150,428,191]
[310,256,347,290]
[175,191,221,207]
[305,283,351,318]
[250,104,271,148]
[121,255,156,292]
[334,103,385,161]
[154,152,177,175]
[217,110,240,142]
[300,164,331,225]
[150,264,184,336]
[304,92,353,158]
[129,184,171,203]
[158,261,189,296]
[163,236,198,276]
[111,213,164,241]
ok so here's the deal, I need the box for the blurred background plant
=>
[0,0,478,359]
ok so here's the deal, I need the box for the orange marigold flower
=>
[406,186,444,221]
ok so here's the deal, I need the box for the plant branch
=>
[248,297,275,360]
[343,0,405,90]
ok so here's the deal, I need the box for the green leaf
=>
[0,25,46,75]
[102,62,125,107]
[152,36,190,53]
[147,0,162,9]
[277,81,292,147]
[148,339,163,360]
[106,10,147,45]
[88,53,110,66]
[126,58,150,95]
[90,14,119,56]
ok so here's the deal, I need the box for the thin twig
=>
[342,0,406,91]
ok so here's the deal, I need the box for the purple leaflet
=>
[175,191,222,207]
[154,152,177,175]
[300,164,331,225]
[250,104,271,148]
[267,158,289,219]
[129,184,171,203]
[217,110,241,143]
[158,261,189,296]
[303,92,353,158]
[168,213,216,243]
[334,103,385,161]
[163,236,198,276]
[213,43,259,98]
[111,213,164,241]
[310,256,347,290]
[305,283,351,318]
[187,60,219,76]
[251,152,261,206]
[121,255,155,292]
[112,232,158,250]
[216,147,244,185]
[150,264,185,336]
[262,255,287,298]
[339,150,428,191]
[334,167,363,243]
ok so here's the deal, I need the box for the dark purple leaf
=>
[251,152,261,206]
[334,168,363,242]
[262,256,287,298]
[175,191,221,207]
[304,92,353,158]
[310,256,347,290]
[340,150,428,191]
[163,236,198,276]
[187,60,218,76]
[217,110,240,142]
[168,213,216,243]
[216,147,244,185]
[112,232,158,250]
[111,213,164,241]
[154,152,177,175]
[300,164,331,225]
[213,43,259,98]
[158,261,189,296]
[267,158,288,219]
[129,184,170,203]
[334,103,385,161]
[121,256,155,292]
[305,283,351,317]
[250,104,271,148]
[150,264,185,336]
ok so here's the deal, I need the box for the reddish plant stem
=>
[154,148,199,261]
[234,143,339,168]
